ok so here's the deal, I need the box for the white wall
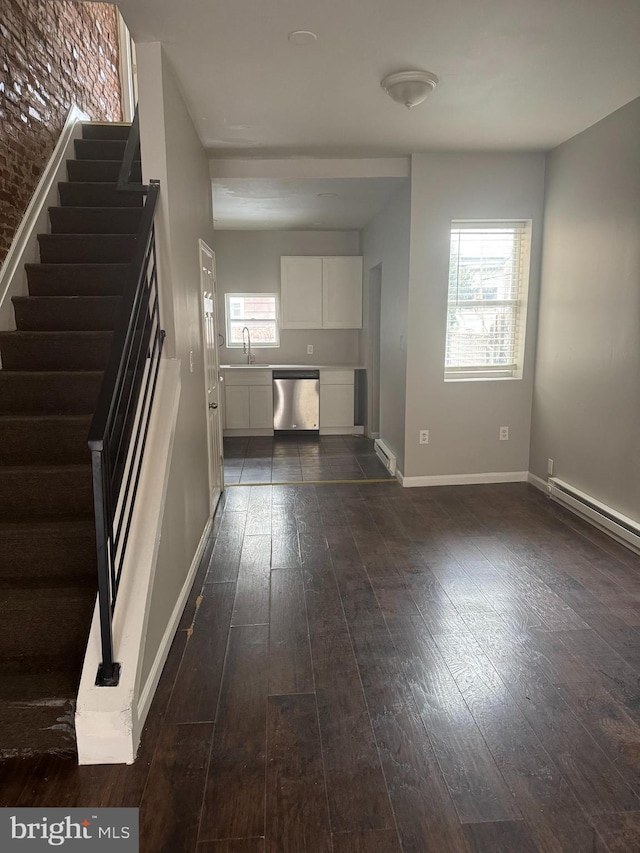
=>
[361,182,411,471]
[530,98,640,519]
[136,43,214,686]
[403,152,545,480]
[212,229,361,366]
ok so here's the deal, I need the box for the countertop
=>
[220,364,366,370]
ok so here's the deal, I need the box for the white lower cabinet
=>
[224,385,250,429]
[223,369,273,430]
[319,370,354,429]
[223,367,359,434]
[248,385,273,429]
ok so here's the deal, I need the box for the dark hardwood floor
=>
[3,481,640,852]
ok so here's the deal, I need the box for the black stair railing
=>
[88,111,164,687]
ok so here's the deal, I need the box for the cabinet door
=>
[322,256,363,329]
[249,385,274,429]
[225,385,250,429]
[280,256,323,328]
[320,384,355,428]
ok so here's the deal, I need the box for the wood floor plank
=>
[139,722,213,853]
[472,536,589,630]
[556,629,640,721]
[593,812,640,853]
[271,528,301,569]
[266,694,332,852]
[435,631,605,852]
[376,583,521,825]
[303,553,394,834]
[231,534,271,626]
[198,840,265,853]
[199,625,268,842]
[402,567,472,636]
[166,582,235,723]
[206,510,247,583]
[469,626,640,815]
[331,829,403,853]
[557,679,640,799]
[330,561,472,852]
[245,486,273,536]
[458,612,592,684]
[463,820,538,853]
[269,567,314,695]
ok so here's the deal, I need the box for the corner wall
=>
[136,43,214,688]
[530,98,640,519]
[361,182,411,472]
[0,1,121,263]
[403,152,545,481]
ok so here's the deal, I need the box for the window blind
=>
[445,221,529,377]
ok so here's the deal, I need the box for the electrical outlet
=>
[499,426,509,441]
[307,344,313,354]
[548,458,554,476]
[419,430,429,445]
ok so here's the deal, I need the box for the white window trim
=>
[444,219,532,383]
[224,292,281,348]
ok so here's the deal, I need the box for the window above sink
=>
[225,293,280,348]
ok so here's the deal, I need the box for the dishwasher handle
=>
[272,370,320,380]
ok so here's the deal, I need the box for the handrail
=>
[117,108,144,193]
[89,110,164,686]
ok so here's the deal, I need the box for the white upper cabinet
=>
[322,256,363,329]
[280,256,323,328]
[280,256,363,329]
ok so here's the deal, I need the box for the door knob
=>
[209,402,218,410]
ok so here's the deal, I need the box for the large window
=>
[225,293,280,348]
[445,221,531,380]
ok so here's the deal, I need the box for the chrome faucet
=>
[242,326,255,364]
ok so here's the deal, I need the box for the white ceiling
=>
[120,0,640,156]
[211,177,407,230]
[118,0,640,228]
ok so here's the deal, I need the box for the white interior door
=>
[199,240,224,514]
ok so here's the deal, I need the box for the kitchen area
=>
[212,230,392,484]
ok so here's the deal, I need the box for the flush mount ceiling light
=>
[288,30,318,45]
[317,192,339,198]
[380,70,439,109]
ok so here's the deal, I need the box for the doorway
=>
[368,264,382,438]
[199,240,224,514]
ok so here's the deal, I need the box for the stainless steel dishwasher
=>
[273,370,320,433]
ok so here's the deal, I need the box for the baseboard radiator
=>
[548,477,640,555]
[374,438,397,475]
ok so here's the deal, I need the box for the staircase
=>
[0,123,141,757]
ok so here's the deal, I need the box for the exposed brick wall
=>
[0,1,122,263]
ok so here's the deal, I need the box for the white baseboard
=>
[224,428,273,437]
[136,513,213,725]
[527,472,550,493]
[399,470,529,488]
[0,104,88,335]
[320,426,364,435]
